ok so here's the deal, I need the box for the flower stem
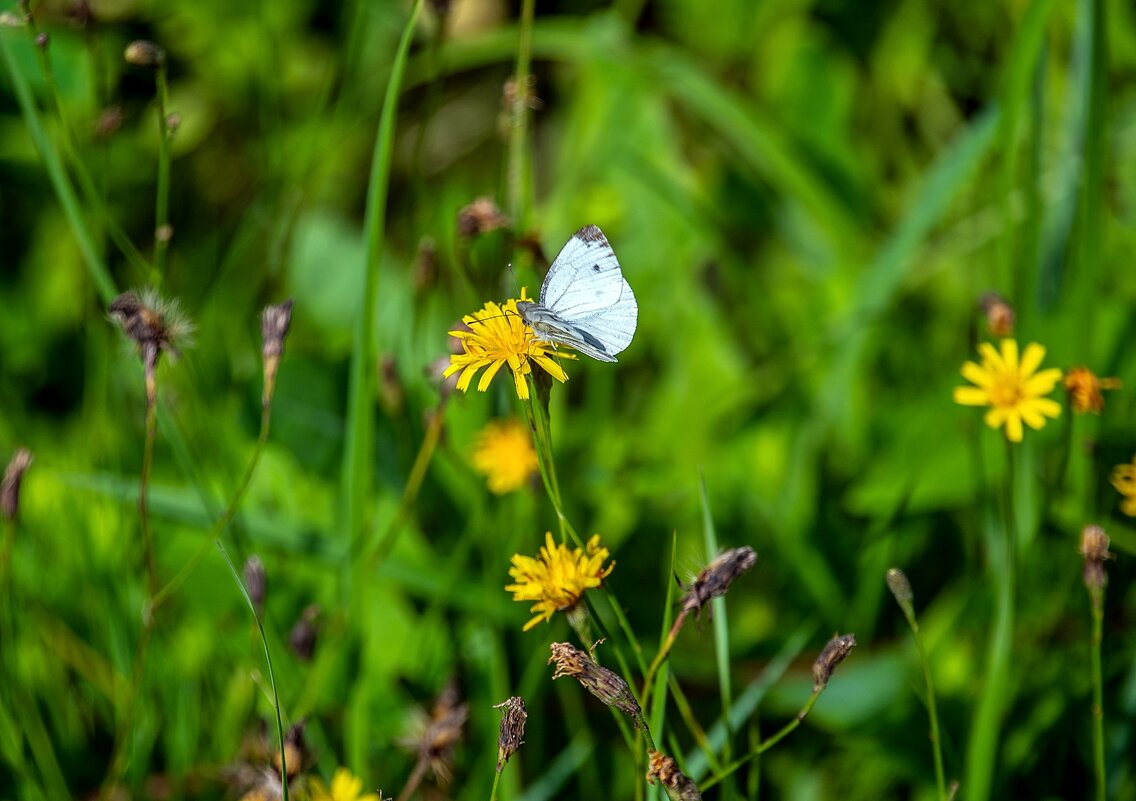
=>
[1088,584,1106,801]
[489,768,503,801]
[699,688,824,791]
[153,62,172,278]
[897,592,948,800]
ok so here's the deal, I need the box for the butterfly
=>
[516,225,637,363]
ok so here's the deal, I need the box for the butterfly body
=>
[517,225,637,363]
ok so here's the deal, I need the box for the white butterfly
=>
[516,225,637,363]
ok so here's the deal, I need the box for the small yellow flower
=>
[308,768,382,801]
[1110,457,1136,517]
[506,533,614,631]
[953,339,1063,442]
[443,289,572,400]
[1064,366,1121,414]
[472,418,538,494]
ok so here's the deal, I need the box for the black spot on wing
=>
[592,264,601,272]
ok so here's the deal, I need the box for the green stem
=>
[153,63,172,279]
[150,403,273,610]
[965,440,1017,801]
[699,689,823,792]
[489,767,503,801]
[1089,587,1105,801]
[0,29,116,303]
[902,607,948,800]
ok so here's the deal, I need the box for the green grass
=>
[2,1,1136,800]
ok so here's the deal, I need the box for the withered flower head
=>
[260,299,294,407]
[2,447,33,523]
[243,556,267,616]
[34,31,48,49]
[108,289,194,363]
[812,633,856,692]
[1064,367,1121,415]
[1080,524,1112,596]
[124,39,165,68]
[548,642,644,725]
[456,197,509,237]
[400,682,469,788]
[288,604,321,661]
[680,546,757,618]
[492,696,527,771]
[646,751,703,801]
[978,292,1015,337]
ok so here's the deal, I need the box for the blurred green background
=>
[3,0,1136,799]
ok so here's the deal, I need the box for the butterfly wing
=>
[538,225,637,358]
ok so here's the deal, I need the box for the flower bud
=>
[812,633,856,692]
[2,448,33,523]
[978,292,1014,337]
[124,39,166,69]
[243,556,266,616]
[885,567,915,623]
[492,696,526,771]
[680,546,757,618]
[260,300,293,407]
[1080,524,1111,598]
[549,642,644,726]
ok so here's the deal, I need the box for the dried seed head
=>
[124,39,165,68]
[414,238,437,294]
[548,642,644,725]
[400,683,469,787]
[2,448,33,523]
[165,111,182,134]
[456,197,509,237]
[243,556,267,616]
[94,104,124,138]
[1080,524,1111,596]
[812,633,856,692]
[978,292,1015,337]
[680,546,757,618]
[288,604,320,661]
[1064,367,1121,415]
[271,721,307,779]
[34,31,48,49]
[492,696,527,771]
[646,751,703,801]
[108,289,194,360]
[885,567,915,622]
[260,299,294,407]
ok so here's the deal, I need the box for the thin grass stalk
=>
[699,689,823,792]
[153,62,172,278]
[343,0,425,559]
[24,18,152,281]
[150,403,273,610]
[914,625,947,800]
[216,539,290,801]
[965,441,1018,801]
[0,31,116,303]
[489,768,503,801]
[366,402,447,571]
[698,474,735,790]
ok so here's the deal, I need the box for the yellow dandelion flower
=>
[308,768,383,801]
[1064,366,1121,414]
[506,532,614,631]
[1110,457,1136,517]
[443,289,573,400]
[472,418,539,494]
[952,339,1063,442]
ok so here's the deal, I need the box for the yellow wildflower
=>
[952,339,1063,442]
[472,418,539,494]
[506,533,614,631]
[308,768,382,801]
[1110,457,1136,517]
[1064,366,1121,414]
[443,289,572,400]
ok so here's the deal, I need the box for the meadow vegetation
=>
[2,0,1136,799]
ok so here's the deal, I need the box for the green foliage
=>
[2,0,1136,799]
